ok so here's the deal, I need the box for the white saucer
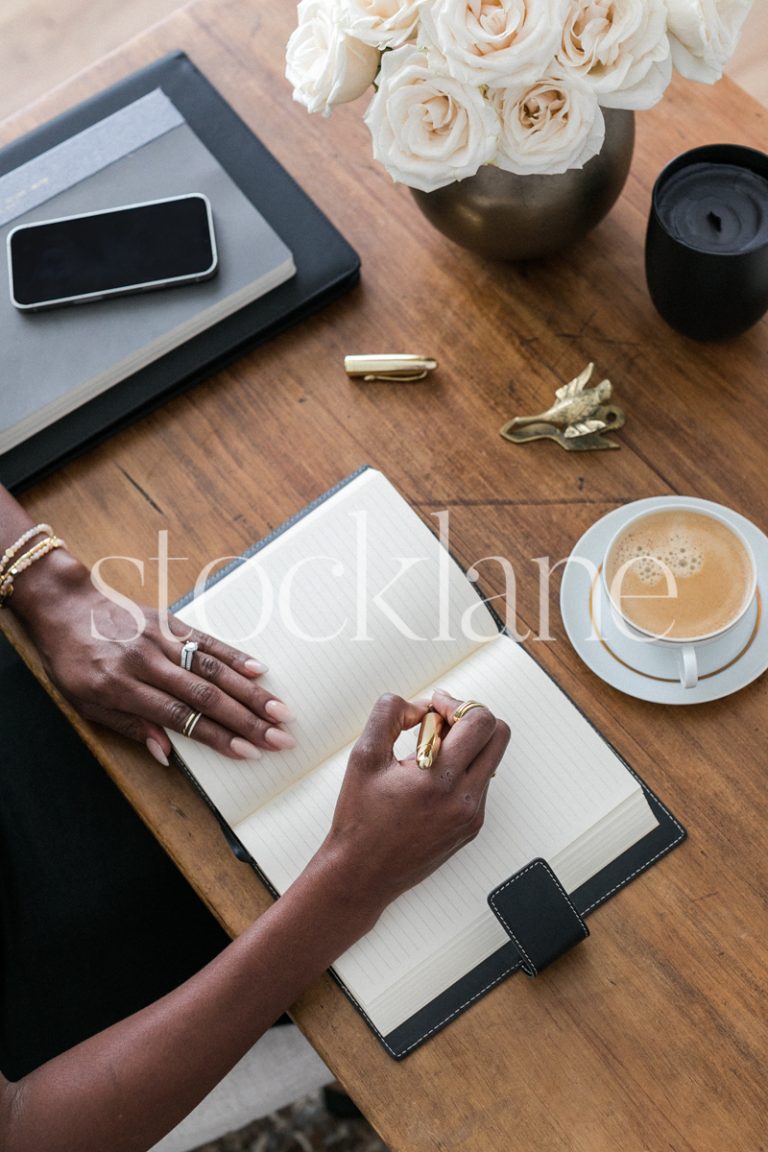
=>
[560,496,768,704]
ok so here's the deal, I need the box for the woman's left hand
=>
[14,551,294,764]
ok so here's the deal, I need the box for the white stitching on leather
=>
[489,859,588,976]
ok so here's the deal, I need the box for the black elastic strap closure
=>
[488,858,589,977]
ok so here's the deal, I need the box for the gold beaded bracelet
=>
[0,534,66,607]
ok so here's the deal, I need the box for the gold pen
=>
[416,709,445,770]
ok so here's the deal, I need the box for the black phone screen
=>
[8,194,217,308]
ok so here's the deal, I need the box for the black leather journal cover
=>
[0,51,360,491]
[173,468,687,1060]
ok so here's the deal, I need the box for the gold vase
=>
[410,108,635,261]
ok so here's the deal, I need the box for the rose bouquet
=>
[286,1,754,193]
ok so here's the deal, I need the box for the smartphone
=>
[7,193,218,311]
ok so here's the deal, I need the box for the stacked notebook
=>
[170,469,686,1059]
[0,53,360,490]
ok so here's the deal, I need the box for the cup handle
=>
[679,644,698,690]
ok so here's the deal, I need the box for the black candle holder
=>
[645,144,768,341]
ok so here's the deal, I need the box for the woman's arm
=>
[0,691,509,1152]
[0,485,294,762]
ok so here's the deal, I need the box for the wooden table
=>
[2,4,766,1149]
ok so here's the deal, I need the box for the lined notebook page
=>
[172,470,497,826]
[235,632,658,1034]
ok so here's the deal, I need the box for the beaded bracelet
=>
[0,523,53,576]
[0,535,66,607]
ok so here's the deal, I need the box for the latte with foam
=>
[604,509,754,640]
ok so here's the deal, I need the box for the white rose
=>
[492,72,605,175]
[558,0,672,110]
[286,0,380,116]
[364,46,500,192]
[420,0,569,89]
[666,0,753,83]
[341,0,422,47]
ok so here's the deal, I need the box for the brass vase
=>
[409,108,635,261]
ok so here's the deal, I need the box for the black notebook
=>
[170,469,686,1059]
[0,52,359,491]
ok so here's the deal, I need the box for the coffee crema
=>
[605,509,753,640]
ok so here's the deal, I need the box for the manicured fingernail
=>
[265,727,297,750]
[146,738,169,767]
[265,699,294,723]
[230,738,263,760]
[245,658,269,674]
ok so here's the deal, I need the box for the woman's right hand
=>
[317,690,510,922]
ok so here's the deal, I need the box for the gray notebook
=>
[0,90,295,454]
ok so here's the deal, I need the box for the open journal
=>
[171,468,685,1057]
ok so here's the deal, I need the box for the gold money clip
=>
[344,354,437,382]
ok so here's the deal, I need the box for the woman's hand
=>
[13,550,294,764]
[317,689,510,920]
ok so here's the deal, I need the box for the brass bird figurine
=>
[500,363,625,451]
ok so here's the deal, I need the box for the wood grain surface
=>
[1,3,766,1149]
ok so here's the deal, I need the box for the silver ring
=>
[181,710,203,738]
[180,640,199,671]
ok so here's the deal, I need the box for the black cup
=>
[645,144,768,341]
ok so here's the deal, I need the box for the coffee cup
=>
[601,504,757,689]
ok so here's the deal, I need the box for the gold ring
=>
[451,699,486,724]
[182,709,203,738]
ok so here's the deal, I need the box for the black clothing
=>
[0,634,228,1079]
